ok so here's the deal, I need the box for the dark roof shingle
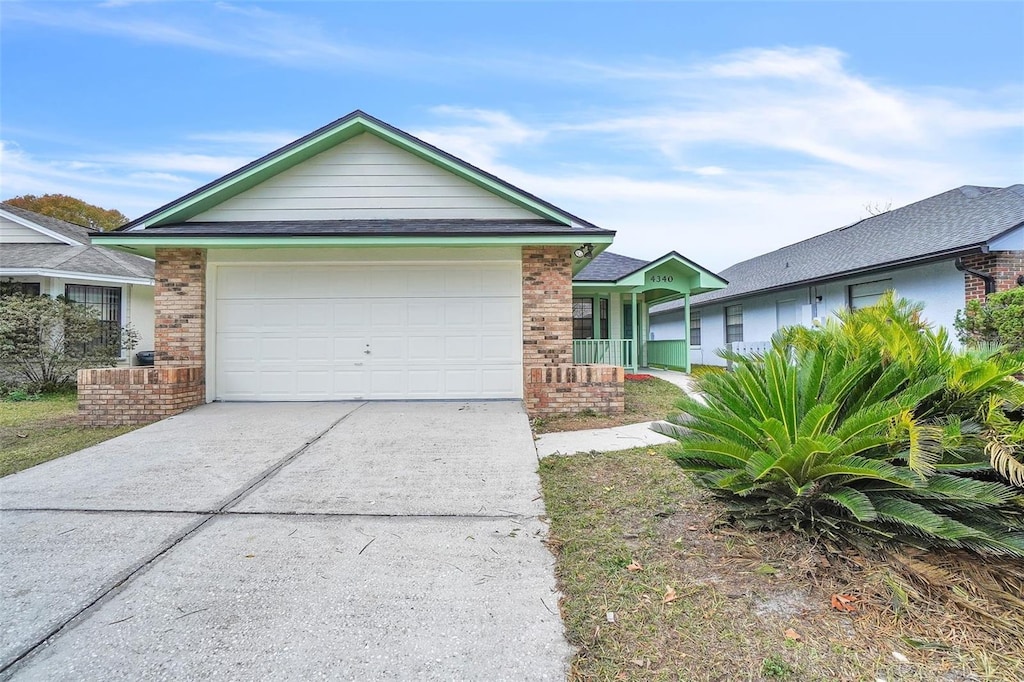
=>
[1,204,154,280]
[574,251,650,281]
[653,184,1024,312]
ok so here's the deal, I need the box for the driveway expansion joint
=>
[0,405,363,678]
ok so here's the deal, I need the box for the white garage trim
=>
[206,250,523,402]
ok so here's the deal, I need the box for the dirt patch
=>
[540,446,1024,682]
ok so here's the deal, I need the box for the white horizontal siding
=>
[190,133,538,222]
[0,216,60,243]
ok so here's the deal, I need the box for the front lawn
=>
[0,392,138,477]
[532,376,686,434]
[540,447,1024,682]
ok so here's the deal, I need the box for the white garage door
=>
[213,261,523,400]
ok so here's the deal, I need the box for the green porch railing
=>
[646,340,688,369]
[573,339,634,369]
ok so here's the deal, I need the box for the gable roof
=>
[118,110,612,236]
[0,204,154,283]
[572,250,728,300]
[652,184,1024,312]
[1,203,92,245]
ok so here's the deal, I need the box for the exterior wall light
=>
[573,244,594,259]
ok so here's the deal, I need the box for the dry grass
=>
[532,377,686,434]
[0,392,138,477]
[540,446,1024,682]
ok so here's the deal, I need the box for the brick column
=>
[961,251,1024,304]
[521,245,624,417]
[522,245,574,369]
[155,248,206,367]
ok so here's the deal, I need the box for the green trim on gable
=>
[130,115,573,229]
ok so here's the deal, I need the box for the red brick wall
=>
[961,251,1024,304]
[155,248,207,367]
[524,364,625,417]
[521,245,624,416]
[77,366,205,426]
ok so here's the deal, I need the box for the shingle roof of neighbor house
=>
[652,184,1024,313]
[0,204,155,281]
[574,251,650,281]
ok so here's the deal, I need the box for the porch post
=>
[683,292,691,374]
[631,292,639,371]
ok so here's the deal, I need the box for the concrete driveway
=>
[0,402,570,680]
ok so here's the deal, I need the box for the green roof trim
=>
[123,111,607,231]
[574,251,727,295]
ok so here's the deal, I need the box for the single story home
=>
[0,203,155,362]
[83,110,725,425]
[650,184,1024,367]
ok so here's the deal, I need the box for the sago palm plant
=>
[670,294,1024,557]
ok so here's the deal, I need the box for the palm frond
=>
[820,486,877,522]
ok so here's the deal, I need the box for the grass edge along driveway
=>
[0,392,140,477]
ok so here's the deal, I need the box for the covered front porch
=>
[570,251,728,373]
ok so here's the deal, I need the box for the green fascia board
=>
[616,252,726,289]
[574,251,727,295]
[91,233,614,260]
[125,112,586,230]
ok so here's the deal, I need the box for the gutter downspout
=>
[954,257,996,295]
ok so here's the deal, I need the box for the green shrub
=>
[671,293,1024,557]
[0,290,139,392]
[955,287,1024,354]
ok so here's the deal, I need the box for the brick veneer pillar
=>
[961,251,1024,304]
[521,245,624,416]
[155,248,207,367]
[522,245,575,368]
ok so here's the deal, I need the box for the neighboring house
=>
[650,185,1024,367]
[0,203,155,363]
[83,110,724,425]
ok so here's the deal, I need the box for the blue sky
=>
[2,1,1022,270]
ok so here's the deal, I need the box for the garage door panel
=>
[260,337,297,362]
[333,337,368,361]
[482,300,520,327]
[408,336,442,360]
[406,369,442,396]
[481,368,520,396]
[295,370,331,398]
[333,369,368,398]
[480,335,520,362]
[214,261,522,400]
[370,301,406,326]
[444,336,480,361]
[443,301,479,327]
[370,370,405,398]
[332,302,369,327]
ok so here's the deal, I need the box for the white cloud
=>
[1,42,1019,271]
[2,2,419,71]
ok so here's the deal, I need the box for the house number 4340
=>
[650,275,674,283]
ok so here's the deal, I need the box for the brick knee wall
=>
[525,365,625,417]
[78,366,205,427]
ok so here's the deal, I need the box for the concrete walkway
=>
[533,368,701,458]
[0,402,569,681]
